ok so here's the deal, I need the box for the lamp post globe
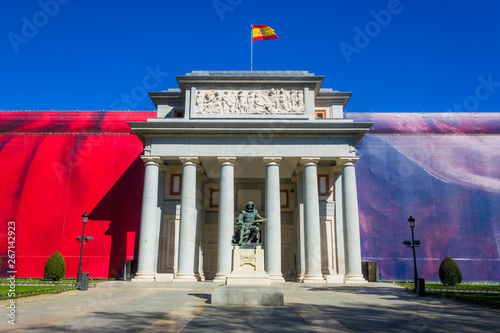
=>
[408,216,415,228]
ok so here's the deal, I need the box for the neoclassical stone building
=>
[129,71,372,283]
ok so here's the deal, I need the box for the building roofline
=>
[129,119,373,145]
[176,70,325,95]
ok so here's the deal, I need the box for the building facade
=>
[129,71,372,283]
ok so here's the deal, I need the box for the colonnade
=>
[132,155,365,283]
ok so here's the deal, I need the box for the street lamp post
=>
[76,212,93,287]
[402,216,420,291]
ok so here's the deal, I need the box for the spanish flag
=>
[252,25,279,41]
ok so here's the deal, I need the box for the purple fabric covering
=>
[348,113,500,281]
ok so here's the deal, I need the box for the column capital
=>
[141,155,163,165]
[263,157,282,165]
[180,157,200,165]
[336,156,359,166]
[217,157,237,165]
[299,157,320,166]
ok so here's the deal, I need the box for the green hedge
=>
[439,257,462,286]
[44,252,66,281]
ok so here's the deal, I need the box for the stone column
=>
[195,170,206,281]
[340,157,366,283]
[174,157,199,282]
[300,157,325,283]
[214,157,237,283]
[293,168,305,282]
[263,157,284,282]
[333,171,346,277]
[133,156,162,282]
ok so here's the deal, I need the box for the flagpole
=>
[250,24,253,71]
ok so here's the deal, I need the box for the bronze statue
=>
[232,201,266,245]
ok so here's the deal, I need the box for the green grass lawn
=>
[0,285,77,300]
[396,282,500,308]
[397,282,500,292]
[425,284,500,292]
[0,278,102,300]
[0,278,103,285]
[457,293,500,302]
[0,285,65,293]
[0,279,104,299]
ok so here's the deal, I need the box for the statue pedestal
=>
[212,245,283,305]
[226,245,271,286]
[211,286,284,306]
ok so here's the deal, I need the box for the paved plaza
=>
[1,281,498,332]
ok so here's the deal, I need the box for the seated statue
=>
[232,201,265,246]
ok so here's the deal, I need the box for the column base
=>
[344,274,367,284]
[213,274,227,284]
[303,274,326,284]
[325,274,344,284]
[155,273,174,282]
[269,274,285,283]
[131,273,156,282]
[173,273,198,282]
[297,274,305,283]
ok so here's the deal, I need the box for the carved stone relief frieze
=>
[195,89,305,115]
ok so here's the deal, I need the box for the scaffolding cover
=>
[349,112,500,281]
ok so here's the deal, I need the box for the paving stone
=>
[1,282,498,332]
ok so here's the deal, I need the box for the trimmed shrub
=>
[44,252,66,281]
[439,256,462,286]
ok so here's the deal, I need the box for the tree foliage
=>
[439,256,462,286]
[44,251,66,281]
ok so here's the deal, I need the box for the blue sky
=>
[1,0,500,112]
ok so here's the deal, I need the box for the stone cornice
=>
[176,71,325,95]
[129,120,373,144]
[148,90,184,109]
[315,91,352,108]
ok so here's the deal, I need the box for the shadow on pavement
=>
[188,293,211,303]
[23,311,168,333]
[183,305,314,332]
[295,286,497,332]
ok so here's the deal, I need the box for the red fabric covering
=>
[0,111,155,278]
